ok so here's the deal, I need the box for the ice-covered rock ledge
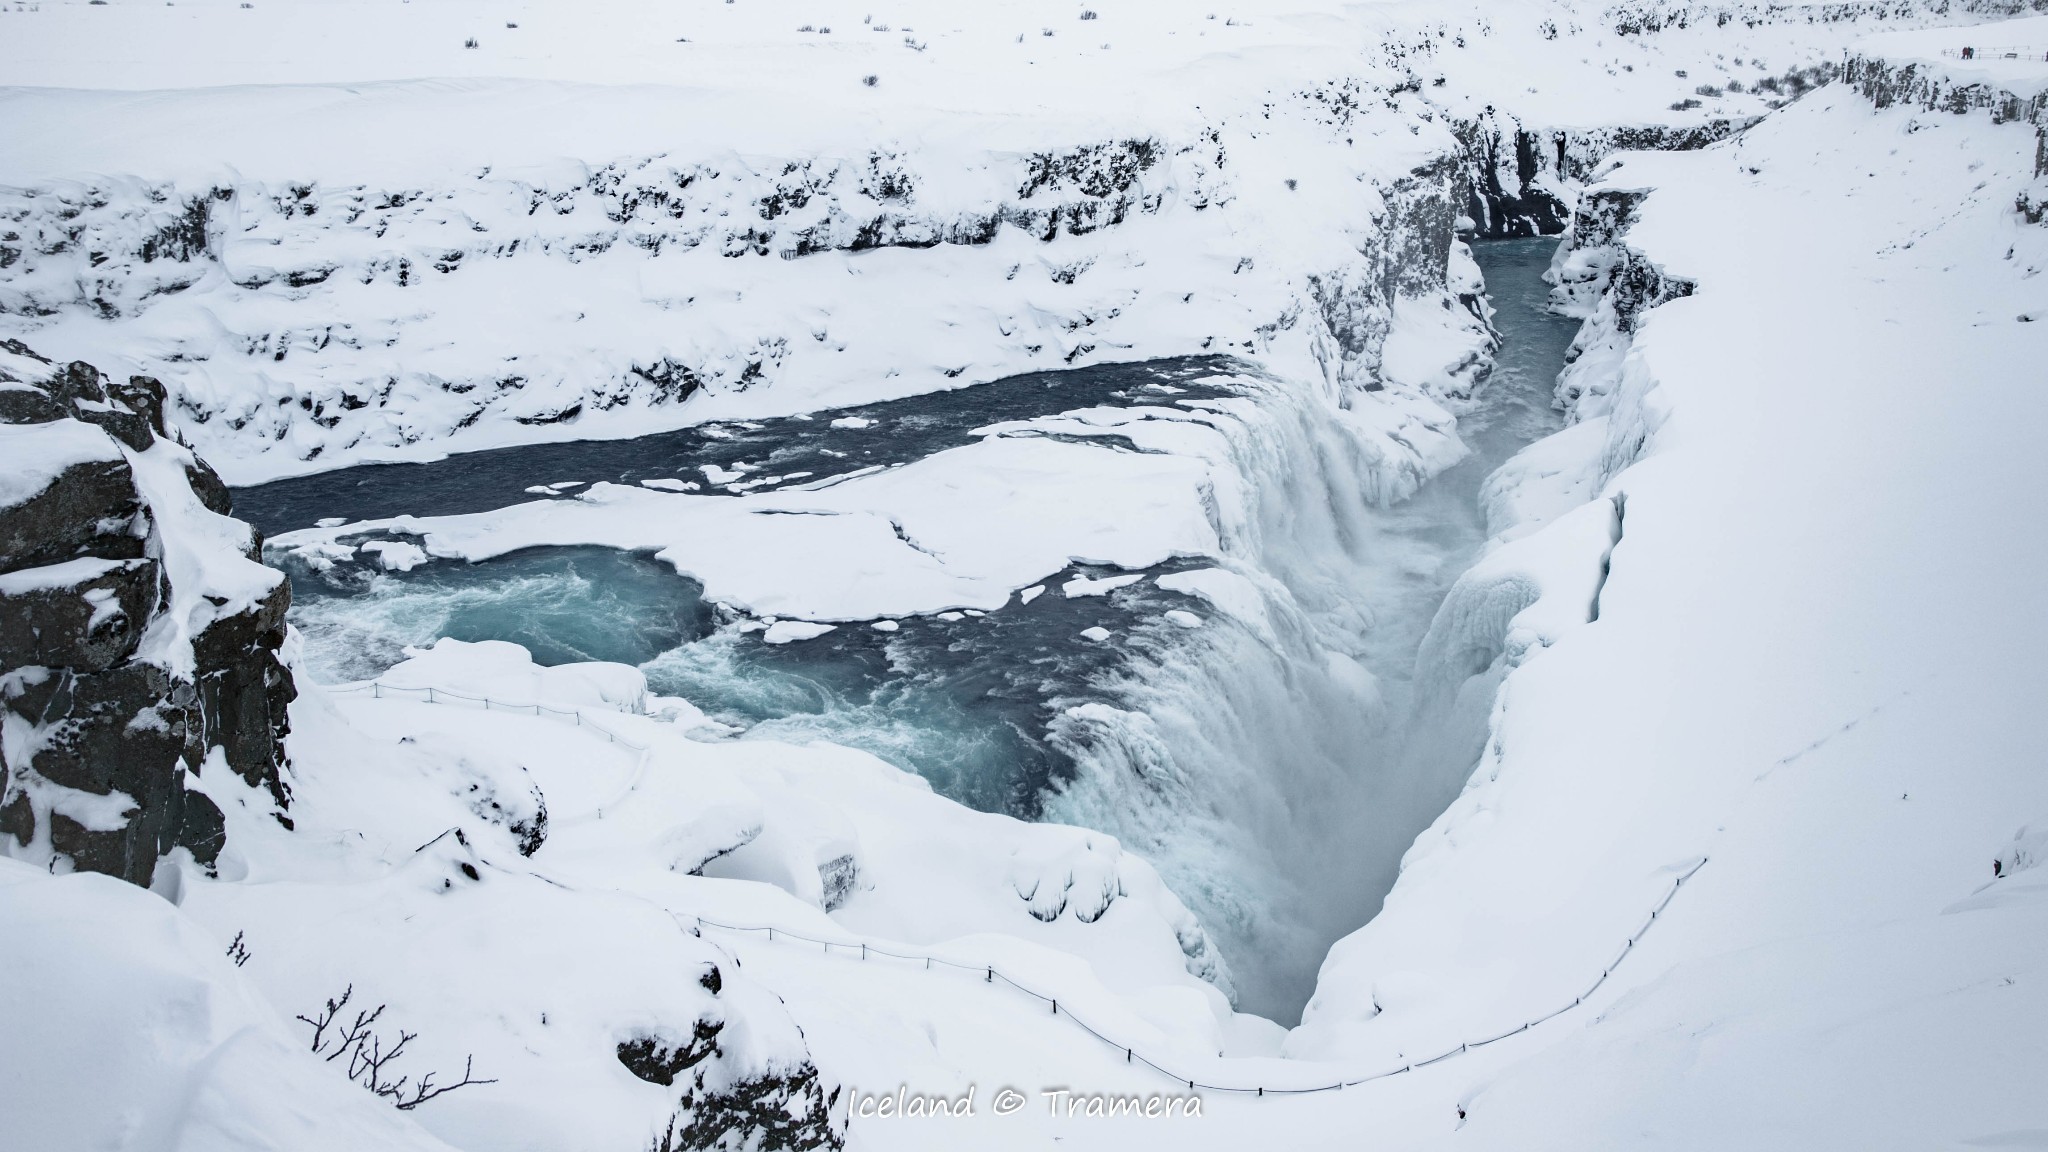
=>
[1288,27,2048,1147]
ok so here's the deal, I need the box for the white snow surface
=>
[0,0,1533,487]
[0,0,2005,491]
[0,417,122,505]
[0,857,460,1152]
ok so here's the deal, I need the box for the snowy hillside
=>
[6,0,2048,1150]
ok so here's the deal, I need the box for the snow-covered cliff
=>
[1,340,290,887]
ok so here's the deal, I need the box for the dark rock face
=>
[0,340,292,887]
[1551,187,1696,332]
[1846,53,2048,180]
[1451,110,1763,239]
[817,853,859,912]
[617,1020,724,1087]
[1453,112,1573,239]
[0,557,161,671]
[1605,246,1696,334]
[624,998,844,1150]
[0,455,147,571]
[651,1063,844,1152]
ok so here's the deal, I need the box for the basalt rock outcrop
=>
[0,338,292,887]
[1544,186,1696,423]
[1844,51,2048,220]
[1453,108,1765,238]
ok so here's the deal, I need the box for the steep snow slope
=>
[0,857,464,1152]
[1291,28,2048,1149]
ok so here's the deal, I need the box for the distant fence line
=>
[682,856,1709,1097]
[327,679,651,752]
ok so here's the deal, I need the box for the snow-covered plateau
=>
[4,0,2048,1149]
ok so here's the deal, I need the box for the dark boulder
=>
[618,1019,724,1087]
[0,382,64,424]
[184,455,234,517]
[0,557,162,672]
[0,453,147,572]
[1,344,174,450]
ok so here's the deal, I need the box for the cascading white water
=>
[1043,238,1575,1023]
[1037,375,1442,1022]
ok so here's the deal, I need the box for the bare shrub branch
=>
[295,986,495,1110]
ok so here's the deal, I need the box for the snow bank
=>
[0,857,458,1152]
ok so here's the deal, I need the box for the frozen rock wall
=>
[0,340,292,887]
[1451,110,1766,237]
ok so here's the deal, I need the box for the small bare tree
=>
[297,985,495,1109]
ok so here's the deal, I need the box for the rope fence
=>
[336,683,1706,1093]
[680,856,1708,1097]
[328,679,651,753]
